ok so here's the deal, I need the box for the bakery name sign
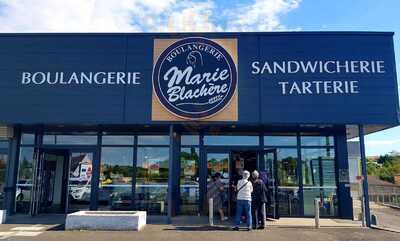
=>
[20,71,141,86]
[251,60,386,95]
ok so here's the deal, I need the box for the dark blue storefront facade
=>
[0,32,397,221]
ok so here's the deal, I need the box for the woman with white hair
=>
[232,170,253,231]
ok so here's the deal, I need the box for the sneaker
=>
[246,227,252,231]
[257,226,265,230]
[232,227,239,231]
[221,217,229,221]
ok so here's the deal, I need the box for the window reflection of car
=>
[69,180,91,202]
[110,191,132,210]
[134,183,168,214]
[136,183,168,200]
[16,180,32,201]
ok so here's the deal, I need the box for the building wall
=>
[0,33,397,126]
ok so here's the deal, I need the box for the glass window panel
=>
[303,187,338,216]
[42,135,56,145]
[301,135,334,146]
[98,147,133,210]
[0,152,7,209]
[21,133,35,145]
[0,141,8,148]
[68,152,93,212]
[57,135,97,145]
[138,136,169,145]
[204,136,259,146]
[136,147,169,215]
[276,148,298,186]
[102,135,134,145]
[264,135,297,146]
[180,147,199,215]
[181,135,199,146]
[277,187,300,216]
[16,147,34,213]
[302,148,336,187]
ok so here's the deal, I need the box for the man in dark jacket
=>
[251,170,268,229]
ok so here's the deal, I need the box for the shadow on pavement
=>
[164,226,234,231]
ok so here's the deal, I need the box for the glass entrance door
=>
[67,151,94,212]
[206,152,230,217]
[263,149,279,219]
[29,150,44,216]
[29,149,69,215]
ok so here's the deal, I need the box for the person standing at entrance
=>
[207,173,228,221]
[233,170,253,231]
[251,170,268,229]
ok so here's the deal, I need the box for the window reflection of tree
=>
[180,148,199,181]
[278,156,297,186]
[19,157,33,181]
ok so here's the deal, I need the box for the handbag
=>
[233,181,249,202]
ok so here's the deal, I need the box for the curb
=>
[371,225,400,233]
[380,203,400,210]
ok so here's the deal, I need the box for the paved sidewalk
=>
[267,218,361,227]
[370,203,400,231]
[0,223,398,241]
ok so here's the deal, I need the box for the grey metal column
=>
[90,131,102,210]
[359,124,371,227]
[198,131,206,215]
[167,125,180,223]
[5,126,21,215]
[258,132,264,170]
[296,131,304,216]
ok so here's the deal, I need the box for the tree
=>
[367,161,379,176]
[368,154,400,184]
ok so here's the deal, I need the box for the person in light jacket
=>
[232,170,253,231]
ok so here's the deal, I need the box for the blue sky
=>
[0,0,398,155]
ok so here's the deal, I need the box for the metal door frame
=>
[263,148,280,219]
[29,146,98,214]
[29,148,44,216]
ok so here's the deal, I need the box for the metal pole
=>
[359,124,371,227]
[209,198,214,226]
[359,179,365,227]
[314,198,320,228]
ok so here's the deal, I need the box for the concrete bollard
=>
[314,198,320,228]
[262,203,267,222]
[160,201,165,214]
[371,214,378,226]
[209,198,214,226]
[0,210,6,224]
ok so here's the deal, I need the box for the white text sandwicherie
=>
[251,60,385,74]
[21,72,141,85]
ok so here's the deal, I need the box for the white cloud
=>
[226,0,301,31]
[0,0,300,32]
[366,140,400,146]
[159,1,222,32]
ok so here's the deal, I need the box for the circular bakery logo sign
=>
[153,37,237,119]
